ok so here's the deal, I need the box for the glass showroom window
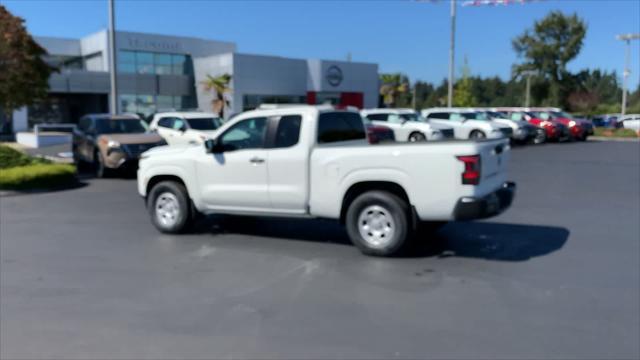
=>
[172,54,192,75]
[136,95,156,116]
[156,95,174,111]
[154,53,172,75]
[136,52,154,74]
[120,94,137,114]
[118,50,136,73]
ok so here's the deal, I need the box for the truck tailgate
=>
[478,139,510,189]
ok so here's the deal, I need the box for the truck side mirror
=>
[204,138,224,154]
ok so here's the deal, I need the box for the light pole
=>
[521,70,536,108]
[108,0,118,115]
[616,33,639,116]
[447,0,456,108]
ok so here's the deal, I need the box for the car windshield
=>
[551,111,573,119]
[95,119,150,134]
[186,117,223,130]
[461,112,490,121]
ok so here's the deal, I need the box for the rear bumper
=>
[453,181,516,220]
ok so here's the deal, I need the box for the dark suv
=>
[73,114,165,177]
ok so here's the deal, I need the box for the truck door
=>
[265,114,308,213]
[195,117,271,211]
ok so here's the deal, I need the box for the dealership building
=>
[2,30,379,134]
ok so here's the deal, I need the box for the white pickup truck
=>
[137,105,516,256]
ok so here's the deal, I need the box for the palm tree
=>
[379,73,409,108]
[201,74,232,118]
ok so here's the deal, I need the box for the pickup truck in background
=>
[137,105,516,256]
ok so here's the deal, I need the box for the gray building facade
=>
[4,30,379,134]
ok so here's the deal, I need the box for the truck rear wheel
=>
[345,191,412,256]
[148,181,194,234]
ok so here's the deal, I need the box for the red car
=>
[365,123,395,144]
[530,110,590,141]
[504,111,570,142]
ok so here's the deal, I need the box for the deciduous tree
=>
[512,11,587,107]
[0,5,55,118]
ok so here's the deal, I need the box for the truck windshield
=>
[186,117,223,130]
[95,119,150,134]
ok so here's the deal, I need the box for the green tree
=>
[201,73,232,118]
[0,5,55,119]
[453,57,476,107]
[379,73,409,108]
[512,11,587,107]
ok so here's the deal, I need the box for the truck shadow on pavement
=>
[200,216,569,262]
[415,221,569,261]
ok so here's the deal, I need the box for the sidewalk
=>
[588,136,639,142]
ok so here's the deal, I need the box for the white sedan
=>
[149,112,224,146]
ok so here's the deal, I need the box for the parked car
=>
[363,121,396,144]
[360,108,453,142]
[149,112,224,146]
[591,114,620,128]
[530,110,590,141]
[421,108,512,140]
[474,110,538,144]
[502,110,569,142]
[73,114,165,177]
[137,105,516,257]
[619,114,640,131]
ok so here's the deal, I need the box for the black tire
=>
[531,128,546,144]
[95,150,110,178]
[72,147,86,171]
[147,181,194,234]
[345,191,412,257]
[408,132,427,142]
[469,130,486,140]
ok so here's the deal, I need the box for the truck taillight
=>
[456,155,481,185]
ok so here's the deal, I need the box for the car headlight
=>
[107,140,121,148]
[540,121,552,127]
[568,120,576,127]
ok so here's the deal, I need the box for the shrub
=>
[593,128,639,138]
[0,163,76,190]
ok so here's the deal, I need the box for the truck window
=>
[219,117,267,151]
[317,112,366,144]
[273,115,302,148]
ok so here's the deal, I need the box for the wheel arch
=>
[339,181,412,225]
[146,174,188,198]
[408,130,426,141]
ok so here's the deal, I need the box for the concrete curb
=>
[588,136,639,142]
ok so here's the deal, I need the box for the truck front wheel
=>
[345,191,412,256]
[148,181,194,234]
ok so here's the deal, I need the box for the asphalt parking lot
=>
[1,140,639,359]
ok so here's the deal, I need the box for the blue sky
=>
[4,0,640,89]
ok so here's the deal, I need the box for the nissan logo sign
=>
[326,65,343,87]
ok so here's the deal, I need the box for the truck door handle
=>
[249,157,265,164]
